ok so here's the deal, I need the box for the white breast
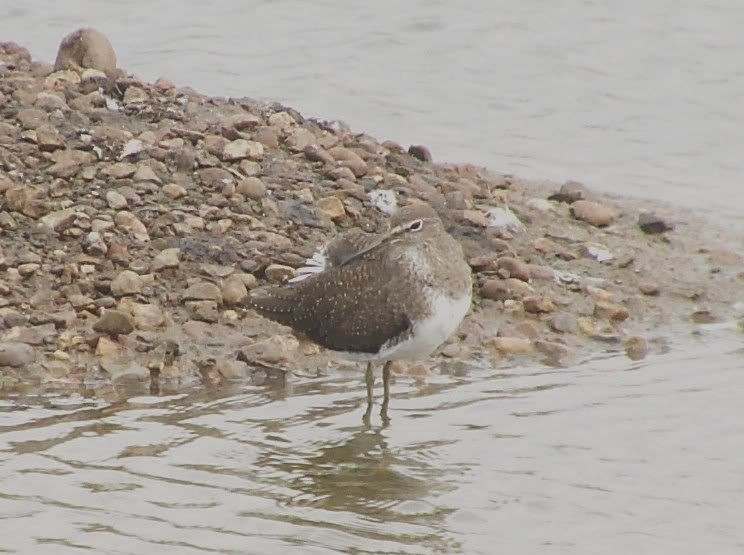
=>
[337,289,472,363]
[381,289,471,361]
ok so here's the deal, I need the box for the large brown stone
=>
[93,310,134,335]
[570,200,615,227]
[54,28,117,75]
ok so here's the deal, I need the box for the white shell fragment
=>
[105,96,120,111]
[368,189,398,215]
[120,139,144,160]
[583,243,614,263]
[486,206,524,233]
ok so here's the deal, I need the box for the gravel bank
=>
[1,33,742,392]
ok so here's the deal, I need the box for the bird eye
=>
[408,219,423,231]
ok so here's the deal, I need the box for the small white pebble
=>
[486,206,524,233]
[368,189,397,215]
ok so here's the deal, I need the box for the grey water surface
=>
[1,1,744,554]
[1,336,743,554]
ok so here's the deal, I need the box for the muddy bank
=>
[0,33,742,393]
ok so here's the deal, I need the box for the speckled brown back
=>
[249,236,421,353]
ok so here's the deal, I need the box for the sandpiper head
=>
[388,202,444,240]
[390,201,440,227]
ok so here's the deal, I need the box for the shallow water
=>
[0,334,743,554]
[3,0,744,219]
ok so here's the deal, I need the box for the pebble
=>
[222,182,236,197]
[532,237,563,255]
[115,211,149,241]
[254,127,279,149]
[17,263,40,278]
[593,300,630,322]
[36,125,65,151]
[229,113,262,131]
[102,162,136,179]
[96,336,120,358]
[587,286,614,302]
[304,145,335,164]
[515,322,541,340]
[486,206,524,234]
[129,303,165,330]
[201,264,235,278]
[151,248,180,271]
[223,139,264,161]
[523,295,556,314]
[102,360,150,384]
[577,317,599,336]
[106,190,128,210]
[570,200,615,227]
[238,273,258,289]
[480,280,510,302]
[4,324,55,346]
[5,185,47,219]
[186,301,219,322]
[496,257,530,282]
[408,145,432,162]
[93,310,134,335]
[638,212,673,234]
[550,312,578,333]
[120,139,144,159]
[34,92,68,112]
[268,111,296,129]
[183,282,223,304]
[54,28,117,74]
[162,183,187,199]
[216,359,250,381]
[506,278,535,299]
[445,191,471,210]
[16,108,48,130]
[489,336,533,355]
[639,280,660,296]
[134,164,161,183]
[318,196,346,221]
[0,342,35,367]
[84,231,108,255]
[238,335,299,365]
[690,309,717,324]
[327,167,356,181]
[549,181,590,203]
[236,177,267,200]
[624,336,649,360]
[265,264,296,283]
[285,127,317,152]
[458,210,488,227]
[110,270,143,296]
[123,86,148,105]
[535,340,572,361]
[581,243,613,262]
[329,147,367,177]
[222,275,249,306]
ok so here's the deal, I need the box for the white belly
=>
[337,289,472,363]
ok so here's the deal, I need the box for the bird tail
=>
[245,286,298,327]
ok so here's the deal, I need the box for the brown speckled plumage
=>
[248,202,472,357]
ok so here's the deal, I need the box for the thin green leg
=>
[380,360,392,423]
[365,362,375,405]
[363,362,375,425]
